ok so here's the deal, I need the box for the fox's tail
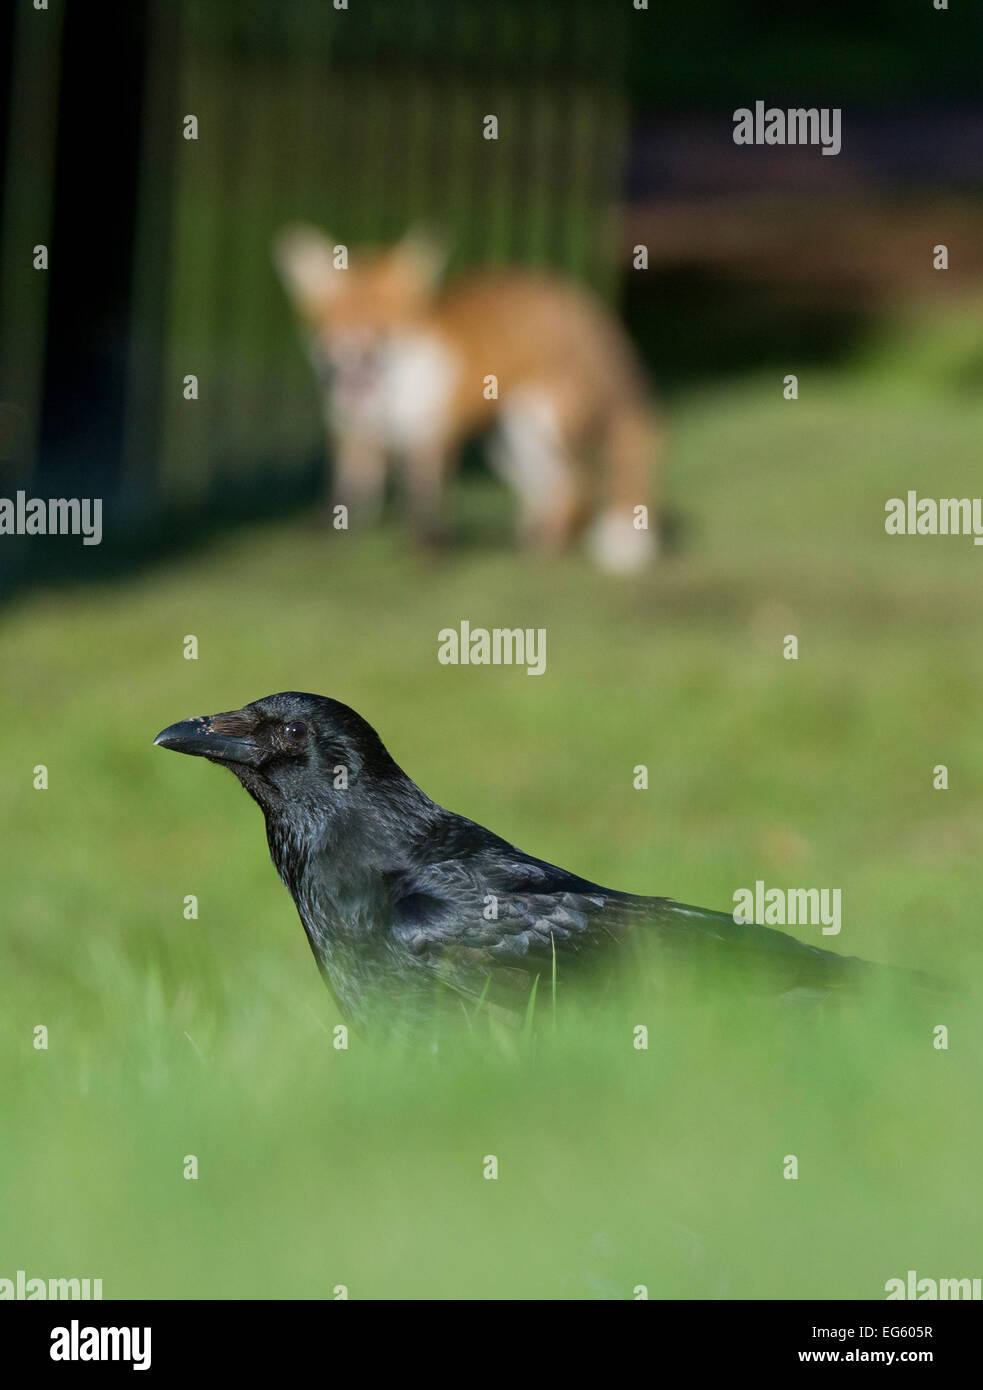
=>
[586,402,662,574]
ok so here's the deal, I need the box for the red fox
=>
[273,225,661,571]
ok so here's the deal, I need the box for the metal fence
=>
[1,0,631,547]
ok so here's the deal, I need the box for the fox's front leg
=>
[490,389,581,552]
[401,442,453,545]
[329,432,387,527]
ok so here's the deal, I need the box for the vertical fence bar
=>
[0,1,64,483]
[155,0,227,511]
[121,0,180,512]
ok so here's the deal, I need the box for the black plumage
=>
[154,691,917,1035]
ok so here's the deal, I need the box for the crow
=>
[153,691,929,1035]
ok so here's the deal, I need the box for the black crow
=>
[153,692,925,1035]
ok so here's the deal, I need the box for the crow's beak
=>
[153,713,267,767]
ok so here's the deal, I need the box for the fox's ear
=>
[272,224,345,314]
[387,227,449,297]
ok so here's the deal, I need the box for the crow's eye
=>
[284,720,309,743]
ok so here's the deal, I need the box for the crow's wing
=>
[389,842,877,1016]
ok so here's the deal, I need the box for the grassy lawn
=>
[1,365,981,1299]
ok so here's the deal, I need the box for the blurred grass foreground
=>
[1,348,982,1299]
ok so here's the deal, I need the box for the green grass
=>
[1,365,981,1299]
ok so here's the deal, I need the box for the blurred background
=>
[1,0,982,1300]
[2,0,982,580]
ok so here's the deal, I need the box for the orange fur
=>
[274,225,662,569]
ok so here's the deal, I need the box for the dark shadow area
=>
[35,0,147,506]
[624,268,877,397]
[0,450,322,600]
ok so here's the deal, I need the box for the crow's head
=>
[153,692,402,815]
